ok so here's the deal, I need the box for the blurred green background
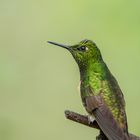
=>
[0,0,140,140]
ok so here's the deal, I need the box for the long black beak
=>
[48,41,70,50]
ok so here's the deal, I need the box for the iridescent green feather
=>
[48,39,129,139]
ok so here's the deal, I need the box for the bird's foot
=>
[87,115,95,125]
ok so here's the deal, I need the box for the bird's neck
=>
[79,60,107,81]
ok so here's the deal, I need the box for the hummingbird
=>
[48,39,130,140]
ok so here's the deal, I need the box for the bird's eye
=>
[77,46,87,51]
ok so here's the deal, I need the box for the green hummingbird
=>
[48,39,129,140]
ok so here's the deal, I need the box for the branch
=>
[64,110,140,140]
[65,110,99,129]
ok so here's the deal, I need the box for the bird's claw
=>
[88,115,95,125]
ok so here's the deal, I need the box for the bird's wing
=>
[85,86,129,140]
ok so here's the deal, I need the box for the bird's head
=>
[48,39,102,68]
